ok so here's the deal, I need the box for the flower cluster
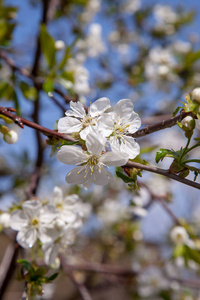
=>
[10,187,90,266]
[57,98,141,189]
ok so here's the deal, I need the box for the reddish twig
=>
[125,161,200,190]
[132,110,196,138]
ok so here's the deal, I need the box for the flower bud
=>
[4,130,18,144]
[170,226,189,245]
[55,40,65,50]
[192,87,200,103]
[181,116,195,131]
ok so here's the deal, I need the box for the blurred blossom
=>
[97,198,128,226]
[80,0,101,23]
[0,212,10,228]
[121,0,141,14]
[77,23,106,58]
[137,267,169,297]
[153,4,178,25]
[170,226,189,245]
[171,40,192,54]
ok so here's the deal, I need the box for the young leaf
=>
[155,149,175,163]
[40,24,56,69]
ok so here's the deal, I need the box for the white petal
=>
[17,228,37,248]
[120,136,140,159]
[97,113,113,137]
[94,166,113,185]
[101,151,128,166]
[85,131,105,155]
[57,146,87,165]
[60,210,77,223]
[115,99,134,119]
[89,97,111,117]
[66,165,88,185]
[127,113,141,133]
[22,200,42,219]
[109,136,121,153]
[10,210,28,231]
[43,243,60,266]
[80,125,93,140]
[58,117,82,133]
[53,186,63,202]
[64,194,79,204]
[65,101,86,118]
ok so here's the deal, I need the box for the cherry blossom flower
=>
[10,200,56,248]
[98,99,141,159]
[170,226,189,245]
[57,130,128,189]
[58,97,111,140]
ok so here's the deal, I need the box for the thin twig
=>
[60,257,93,300]
[132,110,196,138]
[125,161,200,190]
[0,106,76,142]
[61,261,136,277]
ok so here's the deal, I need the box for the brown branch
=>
[0,242,20,298]
[132,110,196,138]
[60,257,93,300]
[125,161,200,190]
[61,261,136,277]
[139,182,180,225]
[0,106,76,141]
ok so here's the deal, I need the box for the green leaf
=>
[116,170,135,183]
[19,81,37,101]
[58,47,71,70]
[173,244,185,258]
[43,78,54,93]
[46,272,59,282]
[40,24,56,69]
[172,106,182,117]
[17,259,34,273]
[155,149,176,163]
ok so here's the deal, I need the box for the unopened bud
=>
[55,40,65,50]
[4,130,18,144]
[181,116,195,131]
[192,87,200,103]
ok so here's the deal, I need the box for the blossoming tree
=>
[0,0,200,299]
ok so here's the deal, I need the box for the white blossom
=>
[77,23,106,57]
[98,99,141,159]
[170,226,189,245]
[57,130,128,189]
[10,200,56,248]
[58,97,111,139]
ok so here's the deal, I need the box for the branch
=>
[0,106,76,142]
[0,242,20,298]
[60,256,93,300]
[125,161,200,190]
[61,261,136,277]
[132,110,196,138]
